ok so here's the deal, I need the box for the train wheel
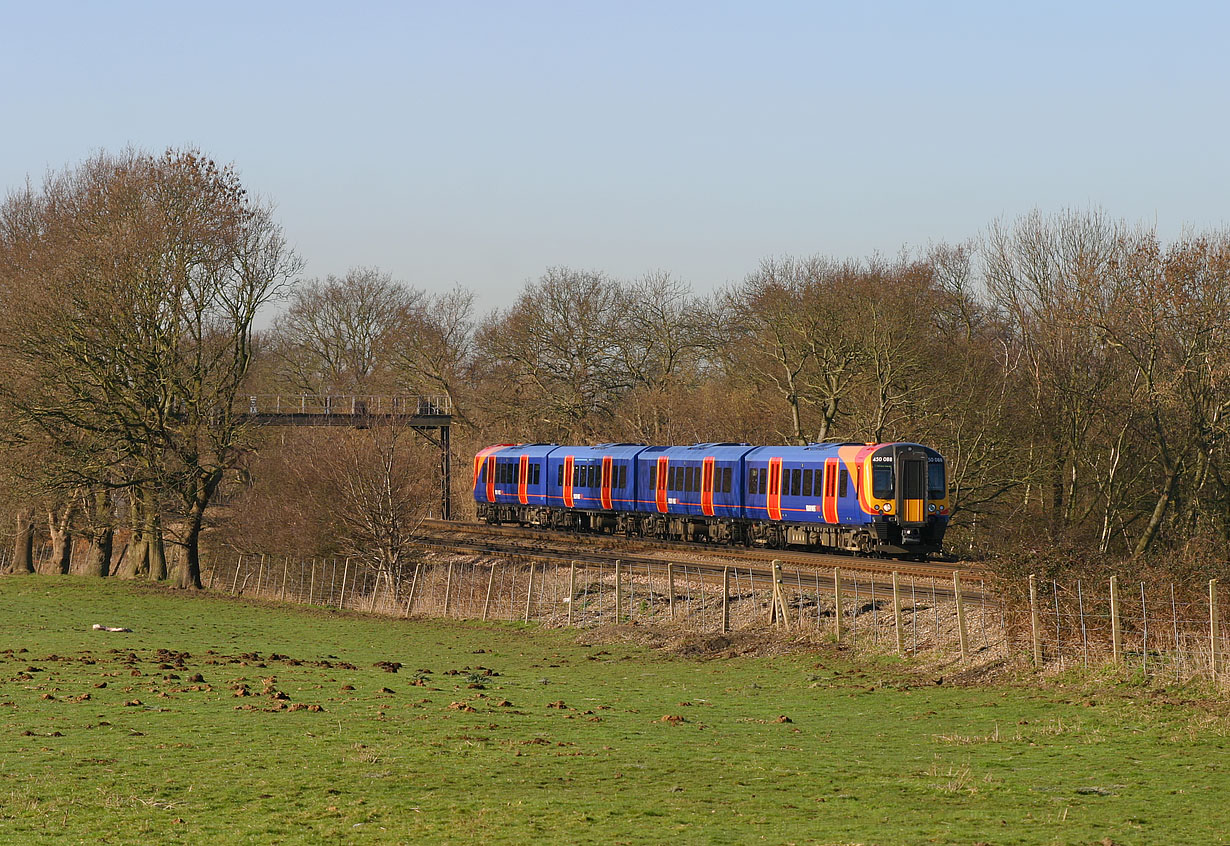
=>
[855,533,876,557]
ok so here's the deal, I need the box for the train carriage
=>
[634,444,753,542]
[473,443,556,523]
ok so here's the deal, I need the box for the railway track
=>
[414,518,994,603]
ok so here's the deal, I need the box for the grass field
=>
[1,576,1227,845]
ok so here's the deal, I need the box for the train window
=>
[589,465,598,487]
[802,469,813,497]
[790,468,801,497]
[649,465,656,489]
[684,466,694,492]
[812,470,822,497]
[748,468,759,493]
[574,466,581,486]
[839,467,848,497]
[617,465,626,489]
[873,465,894,499]
[674,466,684,491]
[928,463,945,499]
[558,465,564,486]
[759,469,768,495]
[721,466,731,493]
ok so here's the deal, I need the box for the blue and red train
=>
[473,441,950,557]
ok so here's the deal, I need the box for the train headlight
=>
[873,504,881,512]
[882,503,892,514]
[928,503,936,513]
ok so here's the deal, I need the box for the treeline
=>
[2,149,1228,586]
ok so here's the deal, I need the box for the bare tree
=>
[0,148,301,587]
[270,267,420,395]
[477,267,627,440]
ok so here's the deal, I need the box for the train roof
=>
[484,443,559,459]
[640,443,757,460]
[548,444,648,460]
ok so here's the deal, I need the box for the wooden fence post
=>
[443,562,454,618]
[614,560,622,623]
[1110,576,1122,665]
[667,564,676,620]
[339,558,350,609]
[308,560,316,605]
[524,561,535,624]
[280,557,289,603]
[1211,578,1221,681]
[833,567,842,640]
[568,560,577,626]
[404,562,421,618]
[722,566,730,633]
[482,564,496,621]
[231,555,243,596]
[255,554,266,597]
[954,570,969,660]
[1029,574,1042,668]
[772,560,791,629]
[892,571,904,656]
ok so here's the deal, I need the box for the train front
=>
[861,443,949,555]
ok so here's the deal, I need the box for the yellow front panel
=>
[904,498,924,523]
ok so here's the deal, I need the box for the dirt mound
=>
[575,622,834,659]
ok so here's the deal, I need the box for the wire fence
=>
[202,553,1009,663]
[998,574,1227,683]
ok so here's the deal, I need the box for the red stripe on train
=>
[701,456,715,517]
[767,457,782,521]
[563,455,575,508]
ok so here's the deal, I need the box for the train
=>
[473,441,950,558]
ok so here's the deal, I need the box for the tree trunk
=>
[44,507,73,575]
[72,490,113,577]
[144,488,166,581]
[80,527,113,578]
[118,494,149,579]
[1134,460,1182,558]
[10,509,35,574]
[169,503,205,589]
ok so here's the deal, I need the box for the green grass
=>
[0,576,1227,845]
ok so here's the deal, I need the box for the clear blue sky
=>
[3,1,1228,313]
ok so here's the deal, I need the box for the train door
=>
[700,456,715,517]
[518,454,529,505]
[899,453,926,524]
[822,458,839,523]
[601,456,614,510]
[655,456,669,513]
